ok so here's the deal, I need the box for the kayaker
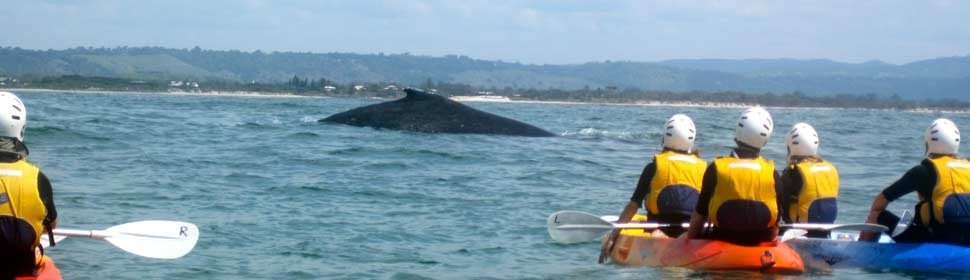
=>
[861,118,970,245]
[779,123,839,238]
[686,107,783,245]
[0,91,58,279]
[599,114,707,263]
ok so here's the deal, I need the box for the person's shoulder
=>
[713,155,733,161]
[908,159,936,178]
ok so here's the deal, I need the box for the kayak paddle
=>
[548,211,888,244]
[42,220,199,259]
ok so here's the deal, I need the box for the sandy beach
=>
[5,88,324,99]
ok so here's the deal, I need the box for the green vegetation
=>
[2,46,970,100]
[3,74,968,111]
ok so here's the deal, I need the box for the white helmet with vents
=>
[925,118,960,155]
[662,114,696,152]
[787,123,819,157]
[0,92,26,142]
[735,106,773,149]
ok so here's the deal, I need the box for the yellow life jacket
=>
[787,160,839,223]
[645,151,707,216]
[709,156,778,230]
[0,160,46,247]
[922,156,970,225]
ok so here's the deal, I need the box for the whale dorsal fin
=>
[404,88,438,101]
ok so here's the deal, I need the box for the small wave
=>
[561,127,651,142]
[82,118,124,125]
[360,162,410,170]
[392,147,467,160]
[225,172,271,181]
[288,131,320,138]
[239,122,271,129]
[262,184,331,194]
[238,117,284,129]
[30,125,67,133]
[390,272,437,280]
[29,125,112,141]
[328,147,366,155]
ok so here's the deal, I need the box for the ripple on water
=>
[16,92,970,279]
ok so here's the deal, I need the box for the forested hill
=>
[1,46,969,100]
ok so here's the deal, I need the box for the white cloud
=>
[1,0,968,64]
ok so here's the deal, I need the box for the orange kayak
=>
[14,256,62,280]
[609,230,804,274]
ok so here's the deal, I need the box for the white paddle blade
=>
[104,220,199,259]
[547,211,613,244]
[784,223,888,232]
[39,234,68,248]
[600,215,620,223]
[828,223,889,233]
[893,210,911,237]
[781,229,808,242]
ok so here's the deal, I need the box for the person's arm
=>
[686,212,706,239]
[625,162,655,220]
[858,193,889,241]
[599,163,654,263]
[38,171,57,230]
[687,163,717,239]
[768,170,783,240]
[778,167,801,224]
[864,193,889,225]
[859,164,929,241]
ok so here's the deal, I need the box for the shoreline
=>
[468,97,970,113]
[4,87,968,113]
[4,87,324,99]
[502,98,754,109]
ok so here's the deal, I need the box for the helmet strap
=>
[734,140,761,158]
[662,147,691,154]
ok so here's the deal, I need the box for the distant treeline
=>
[3,74,969,110]
[4,46,970,100]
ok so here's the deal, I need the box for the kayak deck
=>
[609,230,805,274]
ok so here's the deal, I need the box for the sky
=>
[2,0,969,65]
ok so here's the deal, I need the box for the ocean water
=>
[12,90,970,279]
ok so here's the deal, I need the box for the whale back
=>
[321,88,555,137]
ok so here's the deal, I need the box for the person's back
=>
[643,114,707,236]
[687,107,781,245]
[599,114,706,262]
[780,123,839,237]
[645,148,706,230]
[0,91,57,279]
[922,154,970,243]
[705,150,778,244]
[862,118,970,245]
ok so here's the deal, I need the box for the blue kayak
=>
[788,237,970,272]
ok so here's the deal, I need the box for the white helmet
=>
[787,123,819,157]
[0,92,26,142]
[661,114,696,152]
[735,106,773,149]
[925,118,960,155]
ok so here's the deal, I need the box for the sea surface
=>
[12,90,970,279]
